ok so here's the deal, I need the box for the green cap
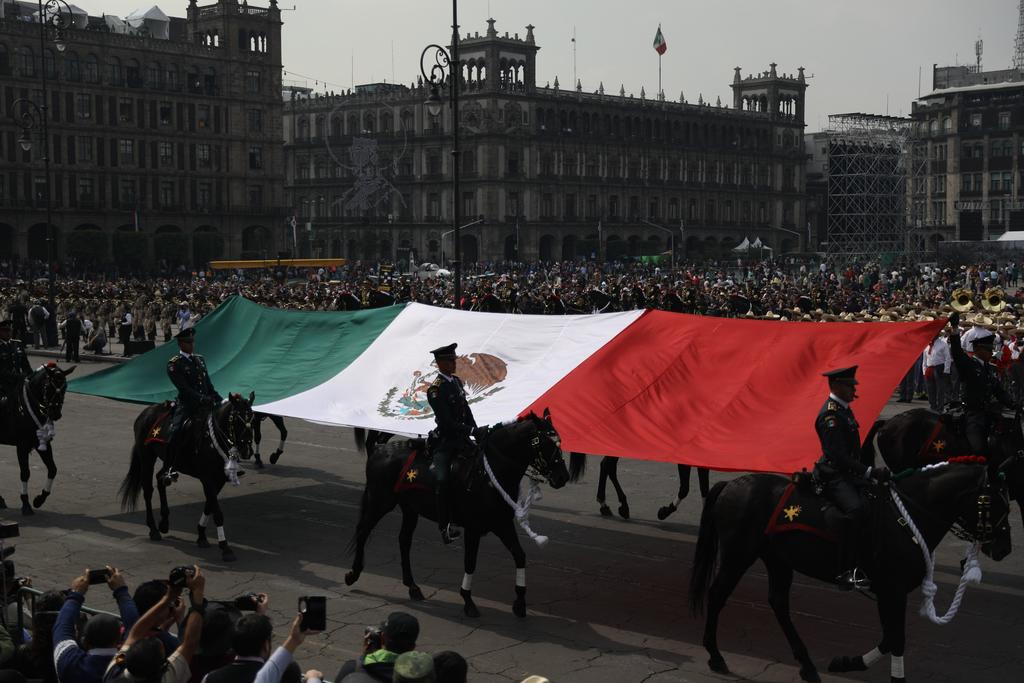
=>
[392,651,435,683]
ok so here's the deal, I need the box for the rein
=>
[21,368,64,451]
[206,404,248,485]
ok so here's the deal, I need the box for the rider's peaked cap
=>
[176,327,196,340]
[973,331,996,346]
[430,343,457,360]
[823,366,858,385]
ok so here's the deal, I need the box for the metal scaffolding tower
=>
[1015,0,1024,70]
[825,113,923,259]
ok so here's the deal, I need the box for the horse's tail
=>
[689,480,728,616]
[354,427,367,455]
[118,441,145,512]
[569,452,587,482]
[345,487,370,555]
[859,419,886,469]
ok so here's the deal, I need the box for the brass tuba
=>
[982,287,1006,313]
[951,288,975,313]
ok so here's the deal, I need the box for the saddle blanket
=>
[394,446,433,493]
[144,403,175,445]
[764,483,838,543]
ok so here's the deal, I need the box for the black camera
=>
[0,522,19,539]
[234,592,262,611]
[87,568,111,585]
[364,625,382,652]
[298,596,325,632]
[168,566,195,589]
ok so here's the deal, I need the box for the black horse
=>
[0,363,74,514]
[252,412,288,467]
[690,463,1012,683]
[870,408,1024,525]
[346,412,572,618]
[118,392,256,561]
[568,454,709,521]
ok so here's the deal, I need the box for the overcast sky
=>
[95,0,1018,131]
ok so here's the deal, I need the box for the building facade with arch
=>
[0,0,285,267]
[283,19,809,265]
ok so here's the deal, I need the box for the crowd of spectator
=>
[1,564,551,683]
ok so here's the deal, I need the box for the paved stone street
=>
[1,357,1022,682]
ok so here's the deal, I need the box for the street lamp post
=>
[420,0,461,308]
[14,0,73,312]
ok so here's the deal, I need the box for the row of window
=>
[959,171,1015,192]
[920,111,1014,135]
[0,45,265,95]
[2,87,267,136]
[293,191,789,225]
[0,172,266,211]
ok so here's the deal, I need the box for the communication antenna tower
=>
[1015,0,1024,70]
[975,37,983,72]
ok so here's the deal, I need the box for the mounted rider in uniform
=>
[812,366,891,590]
[162,326,222,485]
[948,311,1017,456]
[0,319,32,435]
[426,343,481,545]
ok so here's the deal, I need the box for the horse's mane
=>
[895,462,985,507]
[485,417,539,453]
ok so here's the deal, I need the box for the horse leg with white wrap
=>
[460,531,482,618]
[495,519,529,617]
[199,478,234,562]
[829,590,908,682]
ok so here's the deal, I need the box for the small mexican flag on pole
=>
[653,24,667,55]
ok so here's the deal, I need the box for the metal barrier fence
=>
[13,585,121,634]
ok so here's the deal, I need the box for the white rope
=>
[207,414,241,486]
[481,453,549,547]
[889,487,982,625]
[21,381,54,451]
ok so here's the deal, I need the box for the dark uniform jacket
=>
[0,338,32,393]
[814,396,868,479]
[167,352,222,414]
[950,333,1015,412]
[427,374,476,445]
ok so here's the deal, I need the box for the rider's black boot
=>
[835,524,867,590]
[436,486,461,544]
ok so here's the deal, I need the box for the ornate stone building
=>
[283,19,808,265]
[910,64,1024,246]
[0,0,285,268]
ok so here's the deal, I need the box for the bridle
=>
[211,399,254,456]
[522,419,563,482]
[25,366,67,422]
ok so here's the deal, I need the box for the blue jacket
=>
[52,588,137,683]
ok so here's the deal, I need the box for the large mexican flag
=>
[69,296,943,473]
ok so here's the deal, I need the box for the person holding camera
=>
[202,601,274,683]
[53,567,138,683]
[336,612,419,683]
[104,565,206,683]
[190,593,268,683]
[251,613,321,683]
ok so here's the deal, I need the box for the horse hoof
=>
[0,496,6,509]
[599,504,612,517]
[618,503,630,520]
[254,460,264,470]
[149,529,162,541]
[512,599,526,618]
[220,543,236,562]
[708,656,729,674]
[344,571,359,586]
[197,535,210,548]
[657,504,677,521]
[159,519,170,534]
[463,602,480,618]
[799,667,821,683]
[21,505,33,516]
[270,449,283,465]
[828,656,867,673]
[408,585,425,601]
[33,491,49,509]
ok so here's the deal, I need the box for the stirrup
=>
[159,469,179,487]
[835,567,869,591]
[440,524,462,544]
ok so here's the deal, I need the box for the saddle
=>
[765,482,840,543]
[391,437,479,494]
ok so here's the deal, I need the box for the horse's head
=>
[30,362,75,421]
[221,391,256,460]
[519,408,570,489]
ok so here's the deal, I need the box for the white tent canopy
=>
[35,3,89,29]
[732,237,751,252]
[996,231,1024,242]
[126,5,170,39]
